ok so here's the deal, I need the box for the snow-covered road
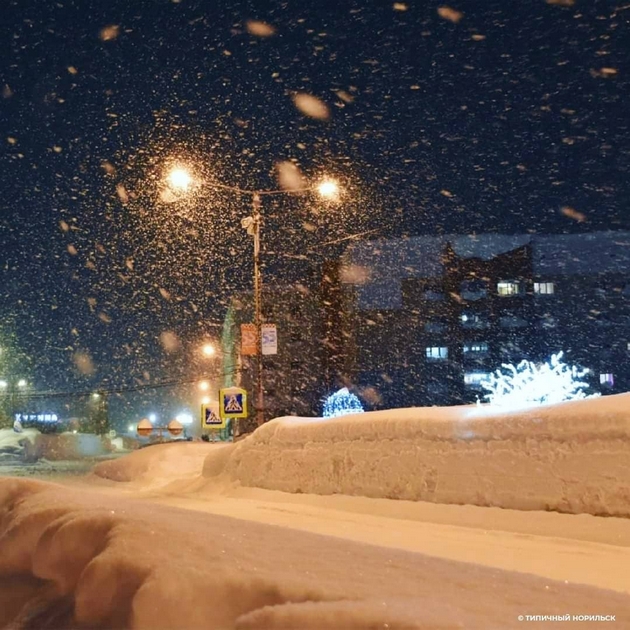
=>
[65,471,630,596]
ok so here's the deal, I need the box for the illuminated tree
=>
[322,387,364,418]
[480,352,598,409]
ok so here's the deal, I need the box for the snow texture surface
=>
[199,393,630,516]
[0,476,628,629]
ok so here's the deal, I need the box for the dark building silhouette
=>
[340,232,630,408]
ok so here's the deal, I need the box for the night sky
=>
[1,0,628,393]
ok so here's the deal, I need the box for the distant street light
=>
[17,379,27,388]
[201,342,216,358]
[164,165,342,427]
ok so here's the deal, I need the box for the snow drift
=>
[199,393,630,517]
[0,477,628,629]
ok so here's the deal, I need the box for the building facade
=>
[340,232,630,409]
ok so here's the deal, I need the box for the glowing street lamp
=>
[317,178,340,200]
[163,165,342,427]
[16,379,27,388]
[201,343,216,358]
[167,167,193,191]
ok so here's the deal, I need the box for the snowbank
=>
[201,393,630,516]
[93,441,220,485]
[0,428,41,462]
[0,477,627,629]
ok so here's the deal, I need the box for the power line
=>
[0,366,243,400]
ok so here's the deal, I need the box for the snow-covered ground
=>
[1,394,630,628]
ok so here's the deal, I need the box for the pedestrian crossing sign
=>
[201,402,226,429]
[219,386,248,419]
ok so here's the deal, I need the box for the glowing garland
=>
[322,388,364,418]
[480,352,598,409]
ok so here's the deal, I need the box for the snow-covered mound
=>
[93,441,217,486]
[0,477,627,629]
[0,427,40,462]
[201,393,630,517]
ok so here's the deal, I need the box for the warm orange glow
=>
[317,179,340,199]
[202,343,216,357]
[198,380,210,391]
[167,167,193,191]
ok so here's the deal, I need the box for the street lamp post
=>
[165,167,340,428]
[251,193,264,426]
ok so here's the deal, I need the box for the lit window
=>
[463,342,489,354]
[534,282,555,295]
[464,372,490,388]
[425,346,448,360]
[599,373,614,387]
[497,280,522,296]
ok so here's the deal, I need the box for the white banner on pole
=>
[261,323,278,355]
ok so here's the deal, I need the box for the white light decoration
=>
[322,387,364,418]
[480,352,598,409]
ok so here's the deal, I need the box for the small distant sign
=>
[201,401,226,429]
[241,323,257,355]
[261,323,278,355]
[220,386,248,419]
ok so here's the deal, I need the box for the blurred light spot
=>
[7,137,17,145]
[440,189,454,197]
[159,288,172,300]
[246,20,276,37]
[2,84,13,98]
[561,206,586,222]
[545,0,574,5]
[292,93,330,120]
[99,25,120,41]
[52,146,62,153]
[393,3,408,10]
[276,160,306,192]
[67,66,78,75]
[160,331,181,353]
[116,183,129,204]
[336,90,354,104]
[359,386,382,406]
[471,34,486,41]
[73,352,95,375]
[340,264,371,285]
[437,6,463,23]
[67,244,78,255]
[101,161,116,175]
[98,312,112,324]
